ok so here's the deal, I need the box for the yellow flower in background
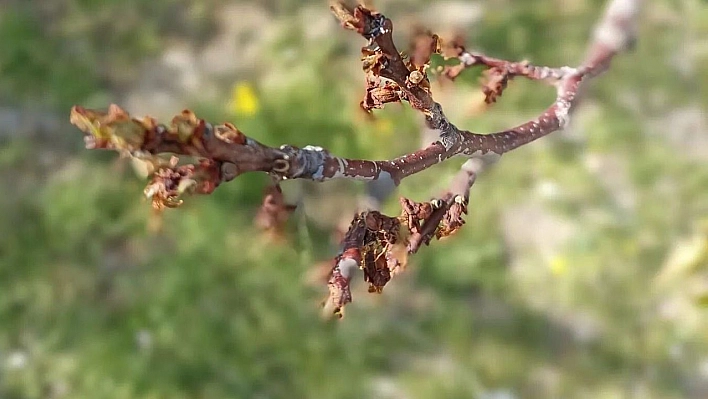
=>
[373,117,393,137]
[549,255,569,276]
[228,81,259,117]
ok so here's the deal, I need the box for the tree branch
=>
[69,0,641,317]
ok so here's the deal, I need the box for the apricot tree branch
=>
[442,0,641,198]
[323,0,640,316]
[69,0,641,317]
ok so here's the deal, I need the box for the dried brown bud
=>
[408,70,425,85]
[482,67,512,104]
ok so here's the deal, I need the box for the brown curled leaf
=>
[482,66,512,104]
[409,26,441,68]
[442,64,467,80]
[362,48,388,75]
[254,185,297,234]
[441,32,466,59]
[361,82,403,112]
[363,250,391,293]
[399,197,435,235]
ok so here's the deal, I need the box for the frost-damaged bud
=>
[437,195,468,239]
[482,67,512,104]
[363,251,391,293]
[409,27,441,68]
[324,211,404,317]
[361,211,402,293]
[402,196,466,252]
[144,160,222,210]
[323,215,366,318]
[440,34,468,80]
[408,70,425,86]
[325,258,354,318]
[362,82,403,112]
[70,104,147,152]
[171,110,202,143]
[400,197,435,235]
[213,122,247,145]
[362,48,388,75]
[254,185,296,234]
[441,33,466,59]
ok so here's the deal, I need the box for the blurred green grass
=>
[1,0,708,398]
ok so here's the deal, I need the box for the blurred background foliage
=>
[1,0,708,398]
